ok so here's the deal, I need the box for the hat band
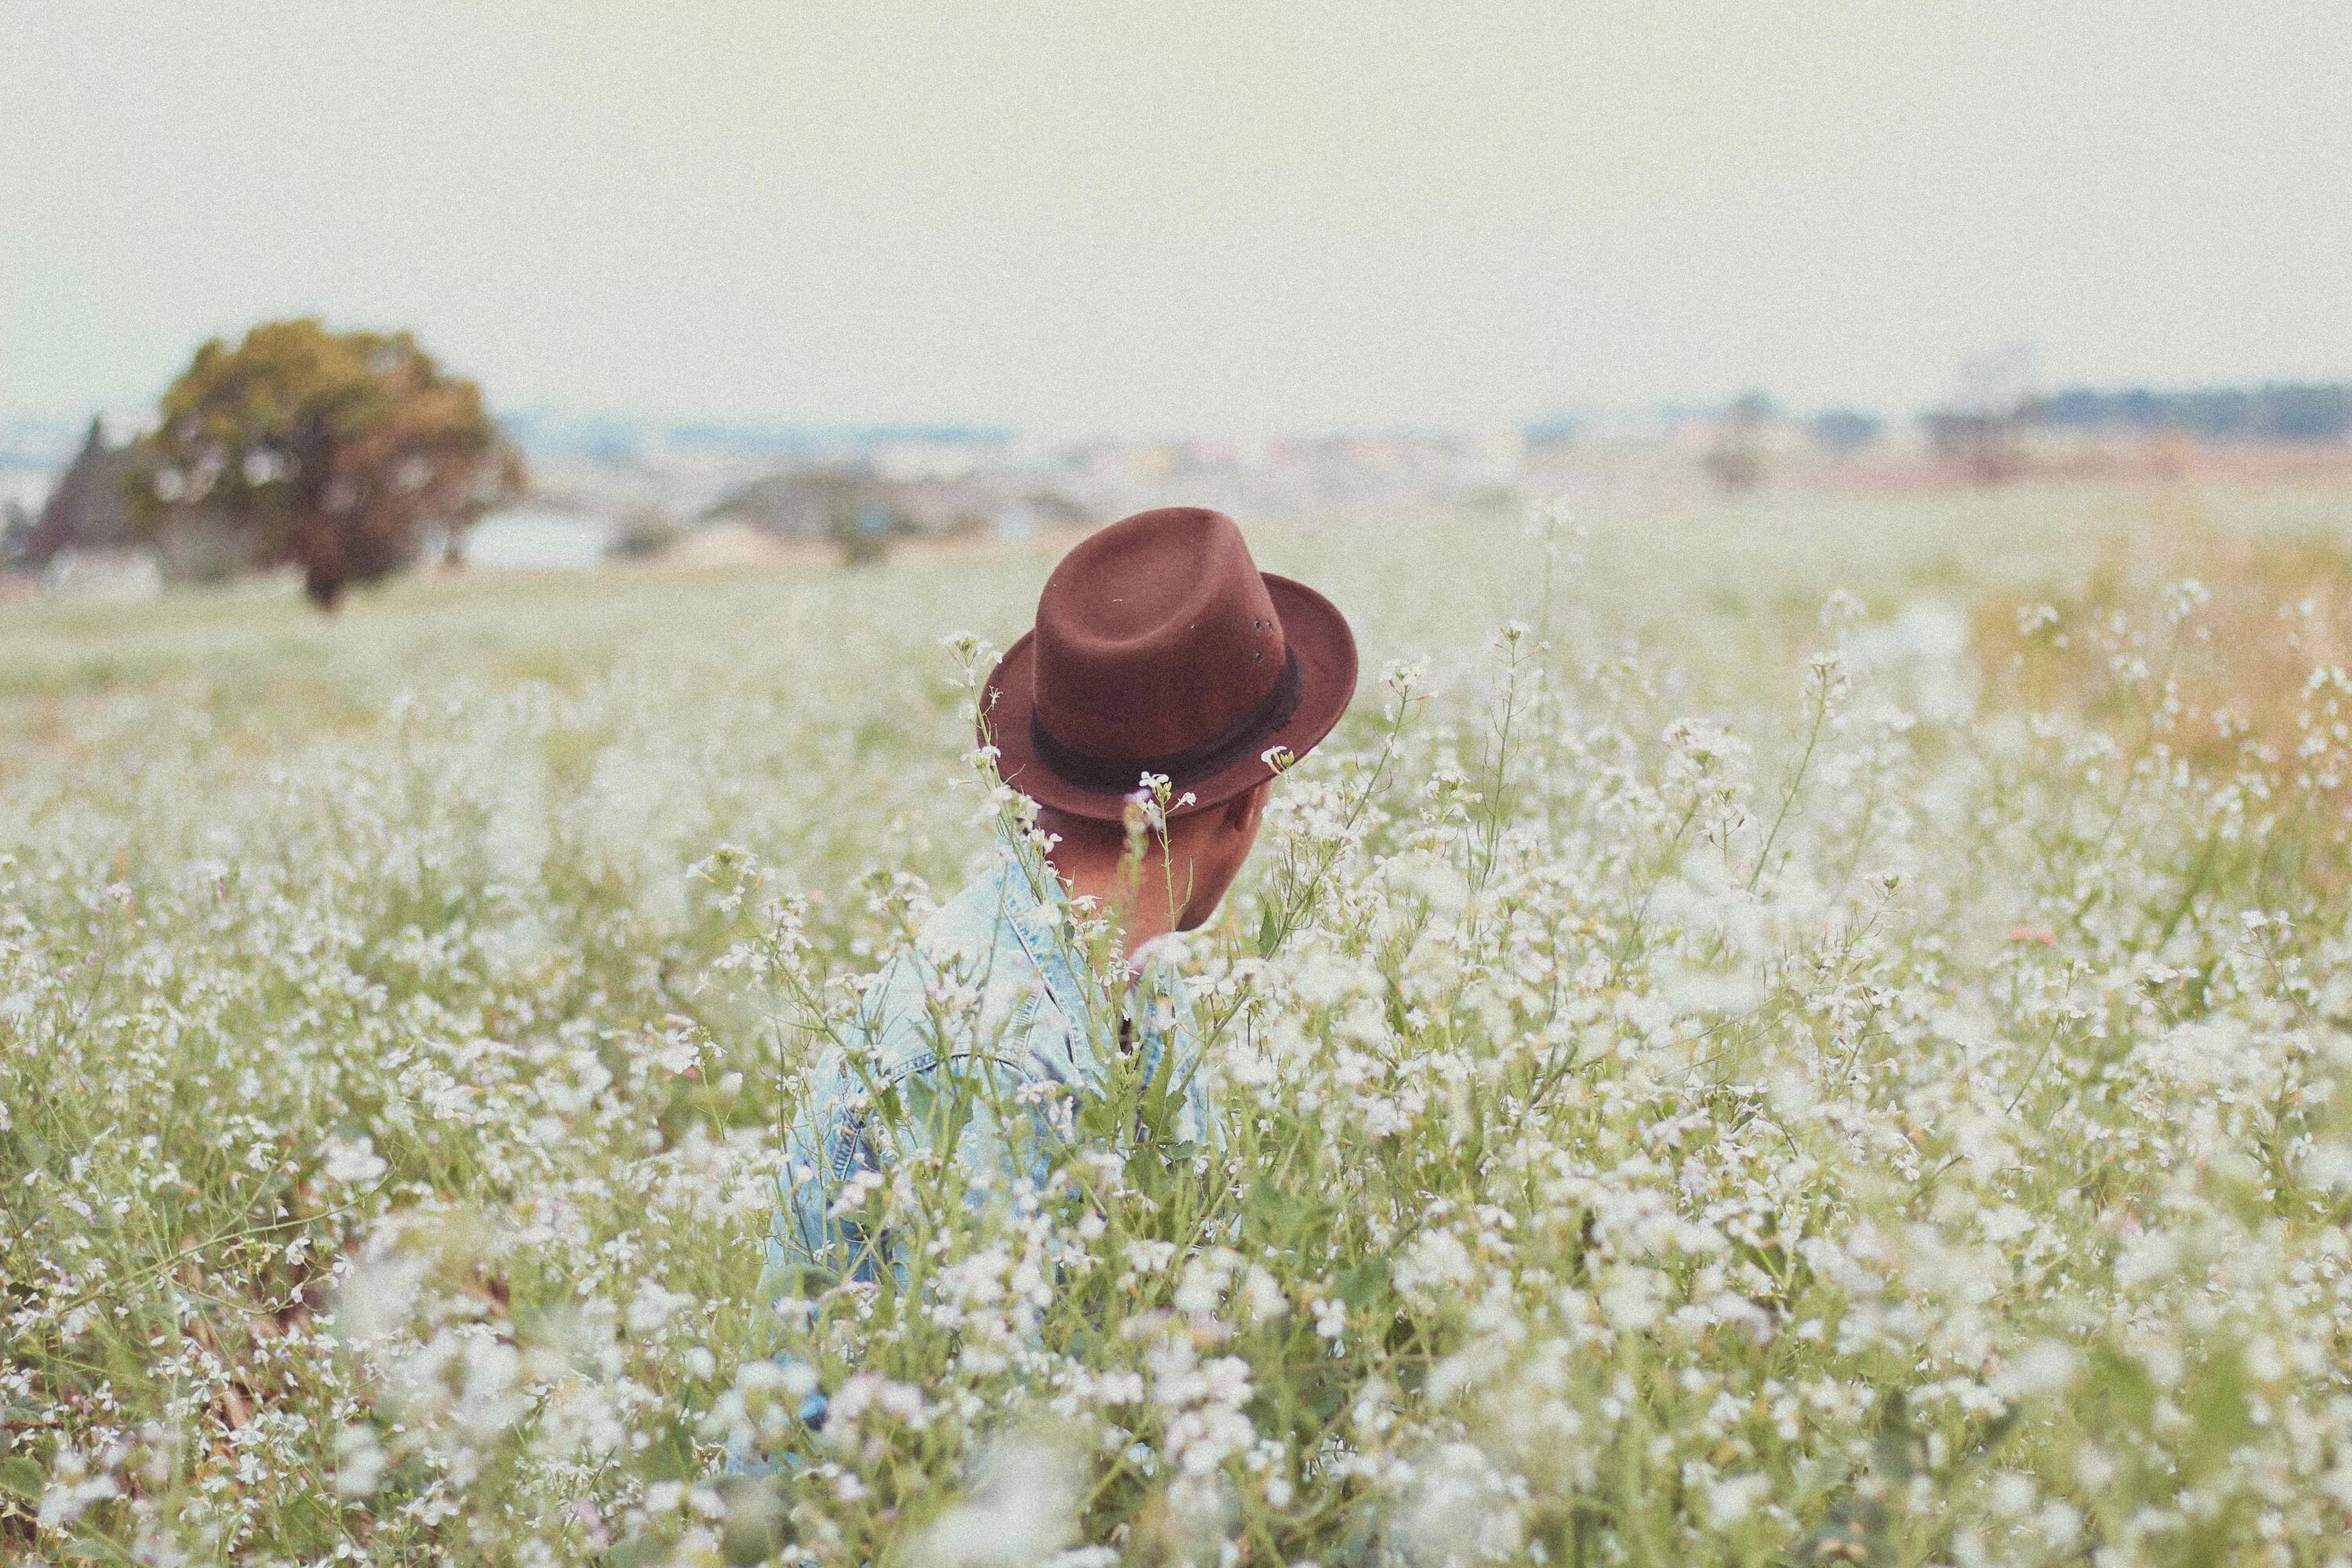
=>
[1030,646,1303,795]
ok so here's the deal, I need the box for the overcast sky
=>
[4,1,2348,437]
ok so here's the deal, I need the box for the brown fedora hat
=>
[981,507,1357,822]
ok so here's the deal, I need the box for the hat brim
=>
[979,573,1359,822]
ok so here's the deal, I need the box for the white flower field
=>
[5,485,2351,1566]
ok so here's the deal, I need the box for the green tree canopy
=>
[135,319,523,607]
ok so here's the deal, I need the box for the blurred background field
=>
[4,470,2348,725]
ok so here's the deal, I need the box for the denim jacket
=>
[764,840,1214,1298]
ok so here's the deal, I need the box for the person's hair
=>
[1032,803,1129,855]
[1033,784,1265,858]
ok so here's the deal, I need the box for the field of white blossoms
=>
[5,482,2352,1566]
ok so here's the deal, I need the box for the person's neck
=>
[1046,845,1184,958]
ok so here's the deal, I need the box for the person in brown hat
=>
[766,506,1356,1297]
[982,504,1359,949]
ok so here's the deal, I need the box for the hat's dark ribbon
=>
[1031,647,1303,794]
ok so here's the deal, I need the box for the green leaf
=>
[639,1420,702,1482]
[717,1475,789,1565]
[1247,1176,1300,1225]
[1337,1258,1391,1307]
[604,1536,666,1568]
[0,1455,45,1501]
[1870,1388,1920,1483]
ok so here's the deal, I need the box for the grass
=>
[3,477,2351,1566]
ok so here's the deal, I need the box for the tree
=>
[1704,390,1777,492]
[1922,343,2038,486]
[133,319,522,607]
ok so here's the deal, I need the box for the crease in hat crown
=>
[1030,508,1287,761]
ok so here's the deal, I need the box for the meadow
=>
[5,479,2352,1566]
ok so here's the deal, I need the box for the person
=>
[766,506,1357,1298]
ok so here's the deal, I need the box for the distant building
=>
[42,549,164,603]
[2018,383,2351,444]
[1809,408,1886,458]
[700,466,1087,546]
[1,497,34,566]
[463,506,618,572]
[701,468,920,542]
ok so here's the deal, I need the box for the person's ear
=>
[1224,780,1269,833]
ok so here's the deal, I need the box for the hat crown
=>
[1031,507,1286,763]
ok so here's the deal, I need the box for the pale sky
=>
[4,1,2348,437]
